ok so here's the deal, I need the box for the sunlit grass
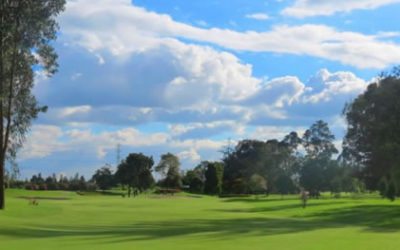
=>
[1,189,400,250]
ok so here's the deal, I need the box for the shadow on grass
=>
[214,200,347,213]
[221,197,299,203]
[1,205,400,242]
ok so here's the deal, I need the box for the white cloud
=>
[60,0,400,69]
[178,148,201,162]
[283,0,400,18]
[60,105,92,118]
[250,126,306,141]
[245,13,270,20]
[304,69,367,103]
[20,125,66,160]
[246,76,306,108]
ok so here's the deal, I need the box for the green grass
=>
[1,189,400,250]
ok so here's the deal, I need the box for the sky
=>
[16,0,400,179]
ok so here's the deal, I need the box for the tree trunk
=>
[0,159,4,210]
[0,0,4,211]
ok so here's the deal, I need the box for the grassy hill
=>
[1,189,400,250]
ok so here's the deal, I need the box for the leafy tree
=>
[299,120,338,197]
[204,162,224,195]
[183,163,206,193]
[223,138,298,194]
[223,140,269,193]
[115,153,155,197]
[343,70,400,199]
[302,120,338,159]
[0,0,66,209]
[156,153,181,189]
[92,166,115,191]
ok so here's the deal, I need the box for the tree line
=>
[86,120,357,198]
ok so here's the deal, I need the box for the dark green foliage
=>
[275,174,297,195]
[223,134,300,194]
[182,164,206,193]
[204,162,224,195]
[302,120,338,159]
[92,166,115,191]
[115,153,155,196]
[156,153,182,189]
[343,70,400,200]
[299,120,338,197]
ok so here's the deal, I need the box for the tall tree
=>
[204,162,224,195]
[182,162,206,193]
[92,165,115,191]
[115,153,154,197]
[156,153,181,189]
[343,70,400,199]
[0,0,65,209]
[302,120,338,159]
[300,120,338,197]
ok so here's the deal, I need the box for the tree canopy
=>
[115,153,155,196]
[343,70,400,200]
[156,153,182,189]
[92,166,115,191]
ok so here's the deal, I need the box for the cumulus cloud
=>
[304,69,367,103]
[245,76,306,108]
[20,126,66,160]
[283,0,400,18]
[35,42,260,110]
[60,0,400,69]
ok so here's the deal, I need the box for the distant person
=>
[300,190,309,208]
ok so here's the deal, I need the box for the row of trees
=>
[8,173,97,191]
[87,120,349,197]
[91,153,225,197]
[179,120,358,197]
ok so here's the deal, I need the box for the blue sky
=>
[17,0,400,178]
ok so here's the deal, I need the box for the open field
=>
[1,190,400,250]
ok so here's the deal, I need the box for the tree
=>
[204,162,224,195]
[0,0,66,209]
[343,70,400,199]
[299,120,338,197]
[182,163,206,193]
[302,120,338,159]
[115,153,154,197]
[223,138,298,194]
[92,166,115,191]
[156,153,181,189]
